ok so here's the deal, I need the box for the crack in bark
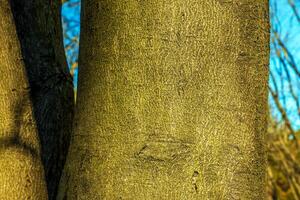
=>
[135,140,193,163]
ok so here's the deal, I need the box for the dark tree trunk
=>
[10,1,74,199]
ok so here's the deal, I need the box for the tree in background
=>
[267,0,300,199]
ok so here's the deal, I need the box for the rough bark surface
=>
[0,1,48,199]
[59,0,270,199]
[9,1,74,199]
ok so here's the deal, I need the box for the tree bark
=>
[0,1,48,199]
[9,1,74,199]
[59,0,269,199]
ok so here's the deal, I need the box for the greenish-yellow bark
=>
[59,0,269,199]
[0,1,47,199]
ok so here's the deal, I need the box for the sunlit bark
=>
[59,1,269,199]
[0,1,47,199]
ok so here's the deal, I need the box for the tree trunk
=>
[59,1,270,199]
[9,0,74,199]
[0,1,47,199]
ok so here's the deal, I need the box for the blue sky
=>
[269,0,300,130]
[62,0,81,88]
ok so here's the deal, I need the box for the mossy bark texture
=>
[59,0,269,199]
[0,1,47,199]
